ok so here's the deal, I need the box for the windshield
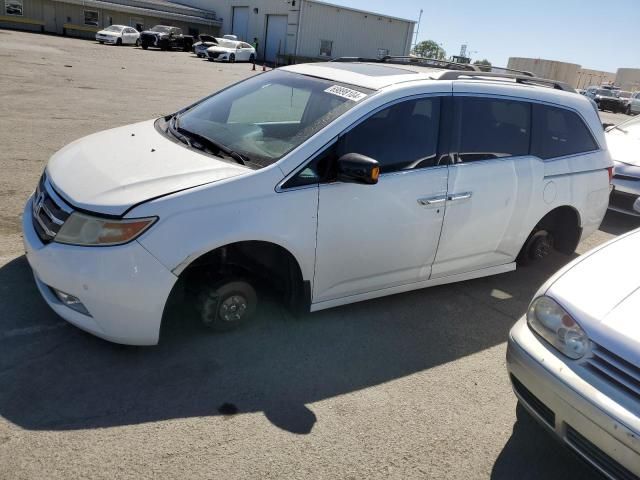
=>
[151,26,171,33]
[597,89,615,97]
[216,39,237,48]
[175,70,371,168]
[104,25,124,32]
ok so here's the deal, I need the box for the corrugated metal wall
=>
[507,57,580,87]
[297,1,413,60]
[616,68,640,92]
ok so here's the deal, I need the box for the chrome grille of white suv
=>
[586,343,640,400]
[32,174,71,243]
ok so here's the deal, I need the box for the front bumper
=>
[96,35,118,44]
[22,197,177,345]
[507,318,640,479]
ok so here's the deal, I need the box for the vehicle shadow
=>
[599,210,640,236]
[0,253,569,435]
[491,404,601,479]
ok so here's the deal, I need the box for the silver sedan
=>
[607,117,640,216]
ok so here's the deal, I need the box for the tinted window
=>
[339,97,441,173]
[455,97,530,162]
[531,104,598,159]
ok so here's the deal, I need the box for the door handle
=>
[447,192,472,202]
[418,195,446,206]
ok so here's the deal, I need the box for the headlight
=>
[54,212,157,246]
[526,296,589,359]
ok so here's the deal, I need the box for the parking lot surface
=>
[1,29,638,480]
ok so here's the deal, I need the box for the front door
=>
[232,6,249,41]
[313,96,450,303]
[432,93,541,278]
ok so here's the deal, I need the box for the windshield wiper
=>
[169,115,246,165]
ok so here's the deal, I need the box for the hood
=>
[97,30,119,36]
[606,131,640,167]
[141,30,165,37]
[46,120,249,216]
[546,229,640,364]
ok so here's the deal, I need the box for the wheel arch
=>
[521,205,583,258]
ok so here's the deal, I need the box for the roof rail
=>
[330,55,478,72]
[437,71,575,92]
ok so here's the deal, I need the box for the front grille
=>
[609,190,639,213]
[208,51,221,59]
[510,375,555,427]
[566,425,639,480]
[586,343,640,401]
[141,33,157,45]
[32,174,70,243]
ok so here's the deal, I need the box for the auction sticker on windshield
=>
[324,85,367,102]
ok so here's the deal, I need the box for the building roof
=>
[52,0,221,24]
[307,0,416,24]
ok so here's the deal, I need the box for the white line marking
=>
[0,323,67,340]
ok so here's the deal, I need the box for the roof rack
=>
[437,71,575,92]
[330,55,478,72]
[487,66,535,77]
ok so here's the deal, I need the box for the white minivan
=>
[23,59,613,345]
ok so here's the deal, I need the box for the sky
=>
[326,0,639,73]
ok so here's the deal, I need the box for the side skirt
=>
[310,263,516,312]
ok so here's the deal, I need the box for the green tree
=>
[412,40,446,60]
[473,59,492,72]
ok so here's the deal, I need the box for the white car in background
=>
[606,116,640,217]
[206,39,255,62]
[95,25,140,46]
[507,229,640,479]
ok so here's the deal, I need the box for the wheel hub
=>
[219,295,248,322]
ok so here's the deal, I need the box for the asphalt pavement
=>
[0,29,638,480]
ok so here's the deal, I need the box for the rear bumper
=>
[22,196,177,345]
[507,318,640,479]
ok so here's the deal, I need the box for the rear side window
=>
[531,104,598,159]
[455,97,531,162]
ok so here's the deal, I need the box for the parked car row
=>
[94,27,257,63]
[21,56,639,477]
[582,85,640,115]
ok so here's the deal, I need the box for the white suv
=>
[23,59,613,345]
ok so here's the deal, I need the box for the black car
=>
[140,25,193,51]
[585,87,625,113]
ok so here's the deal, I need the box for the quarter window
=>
[531,104,598,159]
[455,97,531,162]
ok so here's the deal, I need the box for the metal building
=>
[575,68,616,90]
[179,0,416,63]
[616,68,640,92]
[507,57,581,87]
[1,0,221,39]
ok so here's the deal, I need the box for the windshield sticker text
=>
[324,85,367,102]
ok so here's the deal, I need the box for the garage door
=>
[265,15,287,64]
[232,6,249,41]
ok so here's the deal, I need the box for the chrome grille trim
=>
[31,173,72,243]
[587,343,640,401]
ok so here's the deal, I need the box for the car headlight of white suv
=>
[55,212,157,246]
[526,295,590,359]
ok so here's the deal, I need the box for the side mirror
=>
[603,123,614,131]
[337,153,380,185]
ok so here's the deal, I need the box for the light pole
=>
[412,9,423,50]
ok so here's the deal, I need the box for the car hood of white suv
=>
[46,119,249,216]
[545,229,640,364]
[606,130,640,167]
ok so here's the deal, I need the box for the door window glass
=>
[339,97,442,173]
[455,97,530,162]
[531,104,598,159]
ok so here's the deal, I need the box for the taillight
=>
[607,166,614,183]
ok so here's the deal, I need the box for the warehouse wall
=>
[507,57,580,87]
[297,1,413,60]
[1,0,219,39]
[616,68,640,92]
[575,68,615,90]
[176,0,414,63]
